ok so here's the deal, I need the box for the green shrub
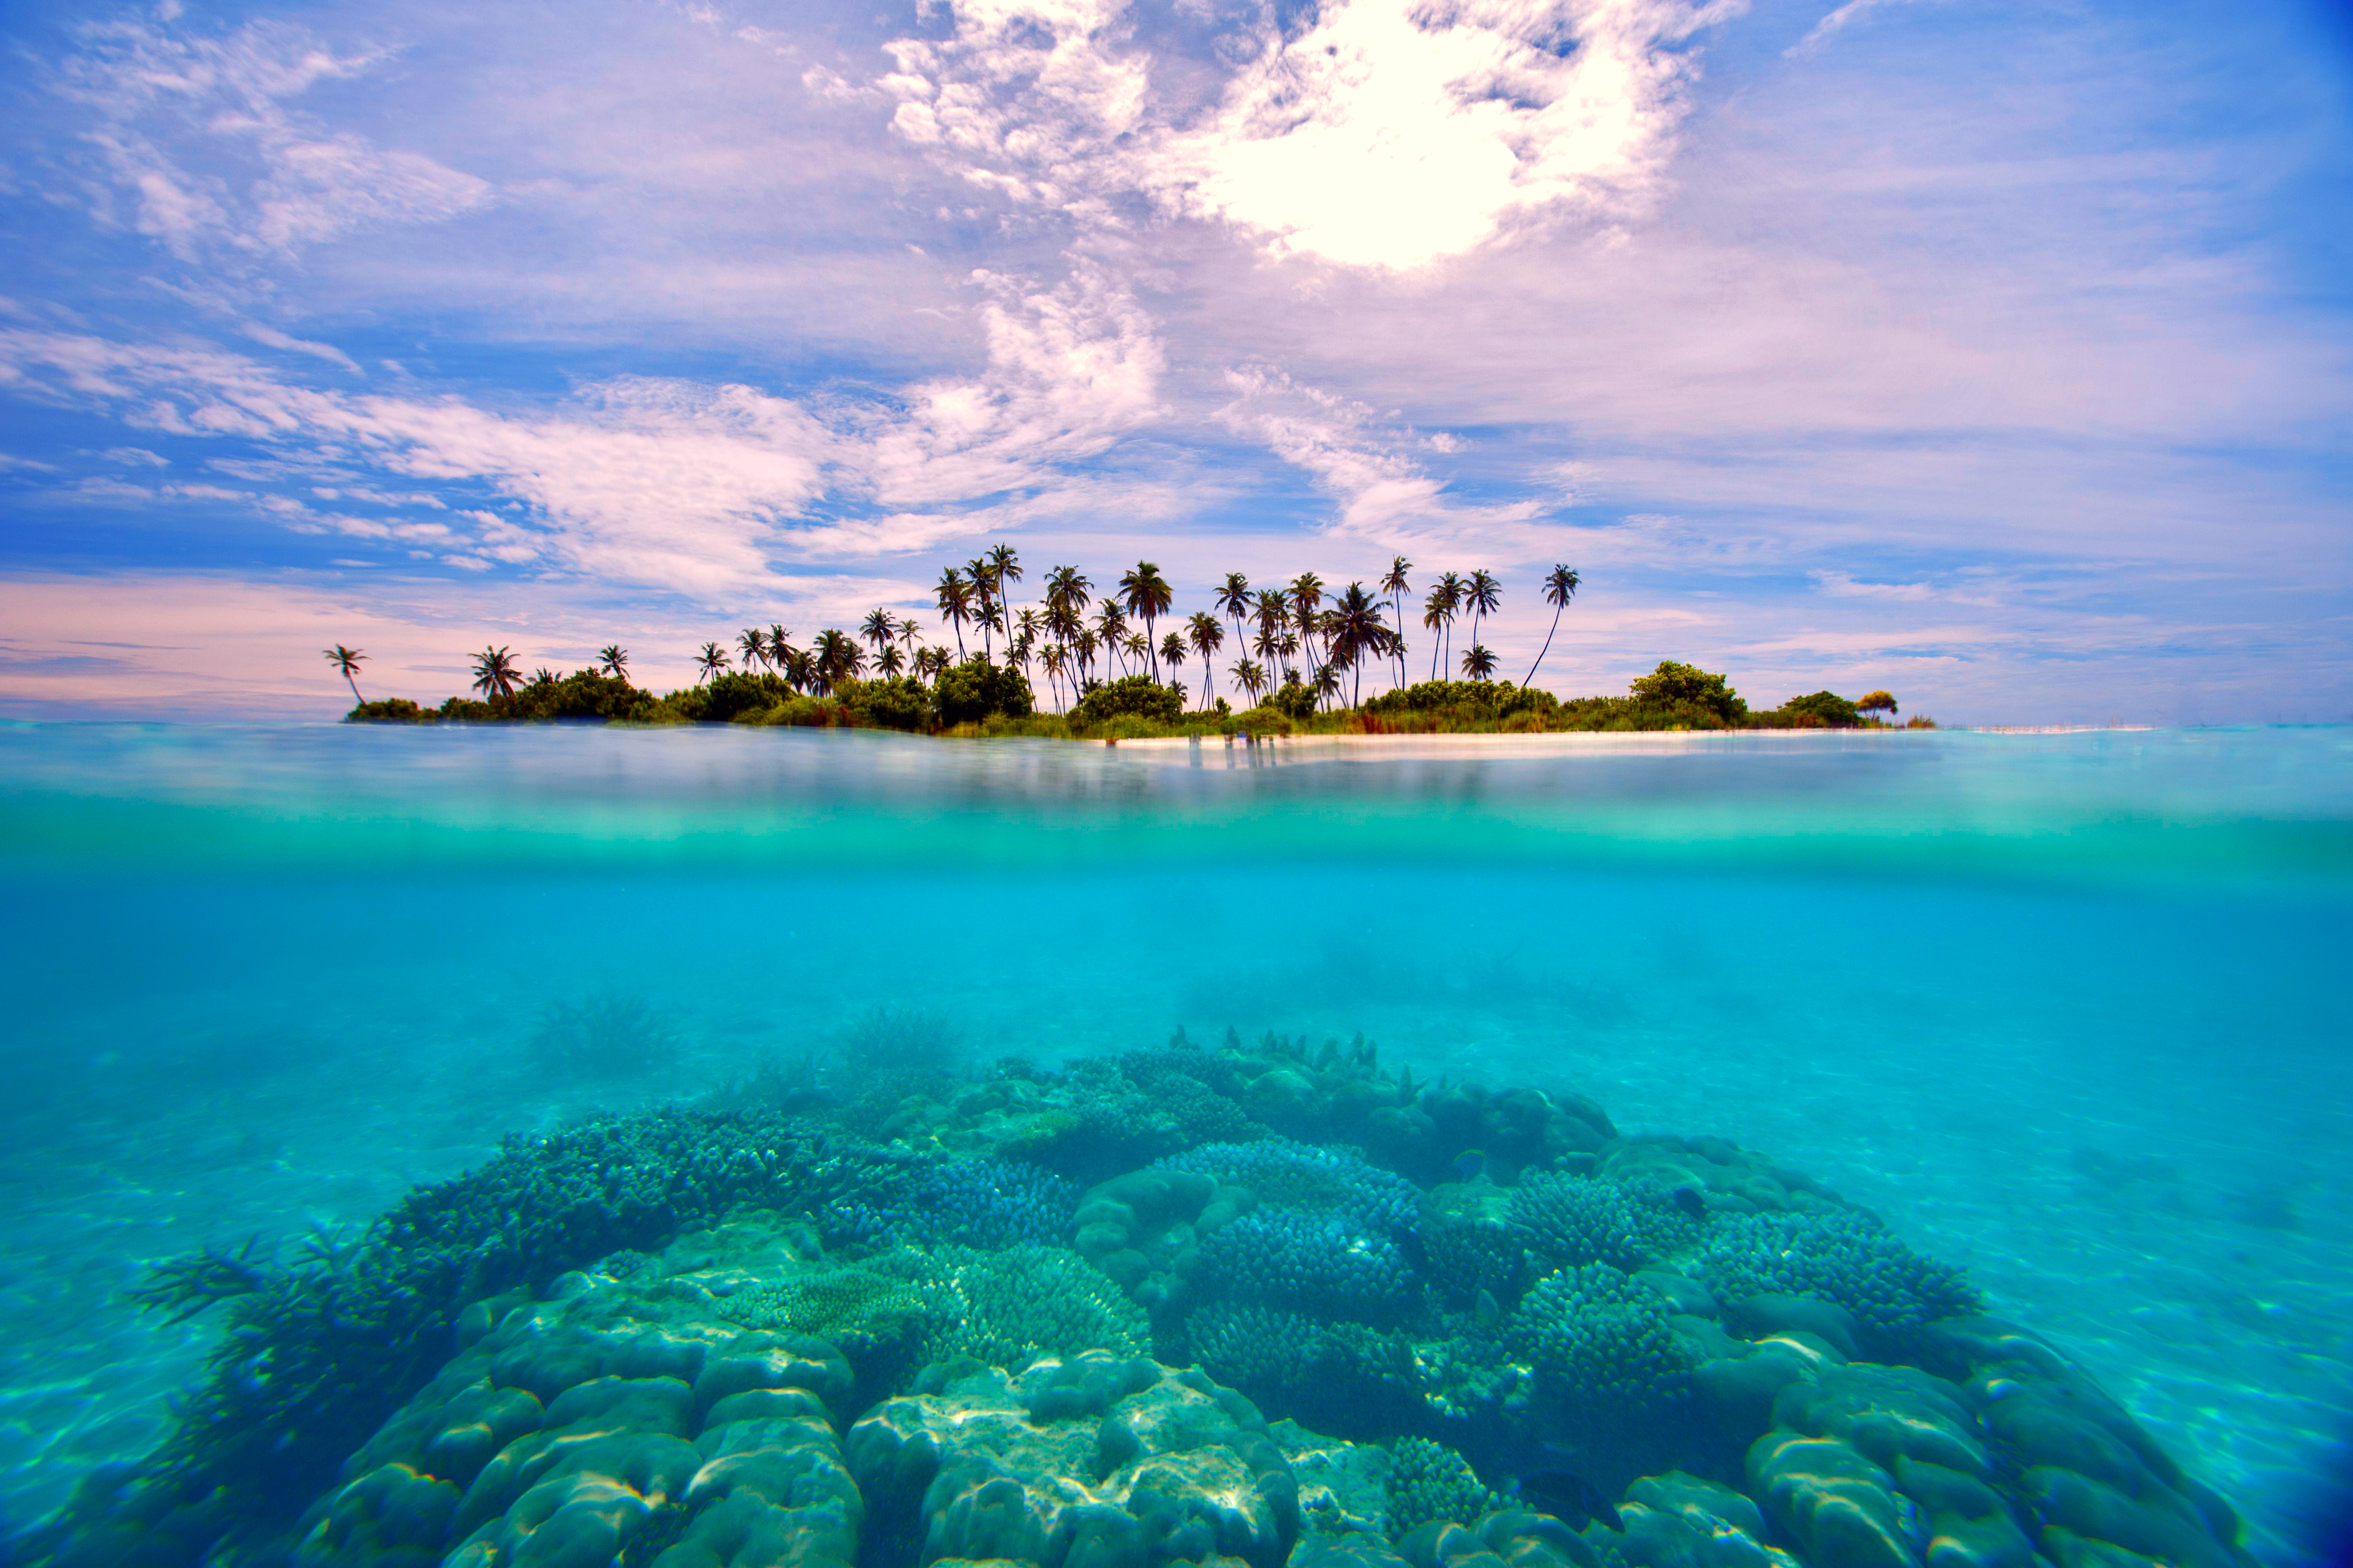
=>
[1758,690,1861,728]
[346,698,428,723]
[839,676,933,732]
[935,657,1035,726]
[1627,661,1747,724]
[699,671,792,722]
[1070,674,1180,727]
[1264,678,1318,720]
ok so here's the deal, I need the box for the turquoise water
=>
[0,723,2349,1564]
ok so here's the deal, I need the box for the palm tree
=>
[1093,602,1129,676]
[935,567,974,658]
[1314,661,1344,708]
[599,644,630,681]
[532,668,556,686]
[1461,643,1498,681]
[1185,612,1224,708]
[915,646,949,683]
[472,646,523,698]
[1040,642,1068,712]
[1424,574,1463,681]
[1159,631,1187,692]
[1379,556,1412,691]
[1231,657,1266,706]
[877,643,906,679]
[1074,628,1101,690]
[1325,583,1389,708]
[861,608,898,666]
[323,644,367,703]
[694,642,730,685]
[1216,573,1252,676]
[896,617,923,669]
[966,555,999,660]
[989,544,1023,642]
[1252,591,1289,683]
[738,627,769,672]
[1118,560,1175,679]
[811,628,862,695]
[1522,566,1582,687]
[1123,631,1149,674]
[1287,573,1326,686]
[1463,570,1502,663]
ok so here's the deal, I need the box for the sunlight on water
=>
[0,724,2348,1563]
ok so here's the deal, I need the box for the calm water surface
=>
[1,723,2348,1561]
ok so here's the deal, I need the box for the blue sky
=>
[0,0,2346,720]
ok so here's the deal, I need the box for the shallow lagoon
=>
[0,724,2348,1564]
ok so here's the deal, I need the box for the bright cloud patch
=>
[879,0,1738,270]
[1159,0,1737,268]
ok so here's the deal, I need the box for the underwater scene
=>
[0,724,2348,1568]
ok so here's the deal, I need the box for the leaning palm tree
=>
[989,544,1023,637]
[323,644,367,704]
[1522,565,1582,686]
[1424,575,1463,681]
[1230,657,1266,706]
[738,627,769,672]
[1379,556,1412,692]
[1118,561,1175,679]
[1185,612,1224,708]
[935,567,974,658]
[694,643,730,684]
[1463,570,1502,661]
[1461,643,1498,681]
[472,646,523,698]
[599,645,630,681]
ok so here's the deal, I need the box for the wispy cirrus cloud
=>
[49,16,491,260]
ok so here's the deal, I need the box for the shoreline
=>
[1095,724,2152,754]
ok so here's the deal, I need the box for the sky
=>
[0,0,2347,722]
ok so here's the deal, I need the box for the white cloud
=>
[0,266,1172,592]
[1217,365,1548,547]
[876,0,1739,271]
[51,17,492,260]
[1153,0,1739,268]
[243,323,363,375]
[1786,0,1927,56]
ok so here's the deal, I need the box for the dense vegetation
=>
[337,548,1932,735]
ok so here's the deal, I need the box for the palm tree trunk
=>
[1523,604,1565,686]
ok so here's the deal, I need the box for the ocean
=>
[0,722,2346,1567]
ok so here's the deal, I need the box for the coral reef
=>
[35,1028,2255,1568]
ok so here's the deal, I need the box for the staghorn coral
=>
[1194,1209,1420,1320]
[1154,1140,1419,1235]
[1695,1209,1980,1343]
[1383,1437,1499,1540]
[1508,1263,1696,1483]
[1507,1172,1701,1274]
